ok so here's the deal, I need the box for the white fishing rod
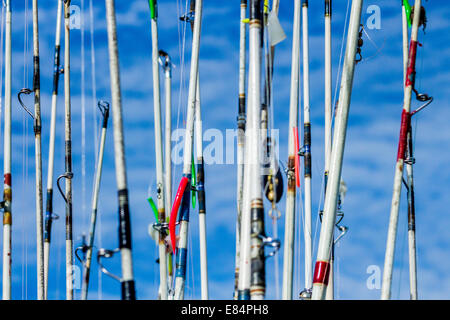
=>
[100,0,137,300]
[235,0,247,300]
[194,75,209,300]
[402,1,417,301]
[33,0,45,300]
[322,0,334,300]
[248,0,266,300]
[381,0,422,300]
[159,49,174,296]
[148,0,168,301]
[301,0,313,297]
[79,101,110,300]
[282,0,300,301]
[1,0,12,300]
[311,0,363,300]
[169,0,203,301]
[55,0,75,300]
[43,0,63,300]
[17,0,45,300]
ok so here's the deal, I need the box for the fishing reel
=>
[262,170,284,204]
[262,137,284,204]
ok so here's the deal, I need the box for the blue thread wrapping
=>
[175,247,187,278]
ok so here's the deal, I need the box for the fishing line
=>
[296,56,305,293]
[88,0,102,300]
[264,0,286,299]
[81,0,87,243]
[295,174,305,295]
[311,162,325,262]
[173,0,189,200]
[395,205,407,299]
[0,1,5,133]
[331,0,351,125]
[358,27,386,63]
[21,0,31,300]
[89,0,99,164]
[262,4,280,299]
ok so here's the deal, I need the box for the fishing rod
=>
[300,0,313,298]
[55,0,75,300]
[1,0,11,300]
[77,101,110,300]
[324,0,332,200]
[402,1,416,300]
[159,49,174,297]
[195,74,209,300]
[282,0,300,301]
[99,0,136,300]
[148,0,168,300]
[168,0,203,300]
[238,0,276,300]
[183,0,209,300]
[311,0,363,300]
[381,0,427,300]
[322,0,334,300]
[402,0,424,300]
[43,0,63,299]
[159,50,172,239]
[17,0,46,300]
[235,0,247,300]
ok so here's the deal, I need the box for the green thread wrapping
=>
[148,0,157,19]
[147,197,159,221]
[403,0,412,27]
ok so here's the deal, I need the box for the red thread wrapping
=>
[313,261,330,285]
[397,109,411,161]
[4,173,11,187]
[169,177,189,253]
[405,40,418,87]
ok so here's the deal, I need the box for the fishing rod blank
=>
[248,0,266,300]
[282,0,300,301]
[402,1,418,300]
[26,0,46,300]
[235,0,247,300]
[301,0,313,296]
[238,0,264,301]
[56,0,75,300]
[2,0,12,300]
[183,0,209,299]
[381,0,422,300]
[311,0,363,300]
[172,0,203,301]
[159,49,173,297]
[405,126,417,300]
[80,101,110,300]
[148,0,168,300]
[103,0,136,300]
[44,0,63,300]
[194,75,209,300]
